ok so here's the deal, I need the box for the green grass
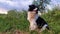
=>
[0,11,29,32]
[0,10,60,34]
[41,10,60,34]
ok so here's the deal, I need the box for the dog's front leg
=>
[29,20,37,31]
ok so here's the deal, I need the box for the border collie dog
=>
[27,4,49,32]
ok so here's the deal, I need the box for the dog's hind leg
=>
[39,24,48,32]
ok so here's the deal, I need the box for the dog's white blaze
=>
[40,24,48,32]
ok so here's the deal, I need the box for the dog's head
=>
[28,4,38,11]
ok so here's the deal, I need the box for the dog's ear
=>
[29,4,34,7]
[29,5,31,7]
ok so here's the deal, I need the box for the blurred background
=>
[0,0,60,34]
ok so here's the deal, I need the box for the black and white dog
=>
[27,4,49,32]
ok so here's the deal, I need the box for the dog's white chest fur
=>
[27,12,39,21]
[27,12,38,30]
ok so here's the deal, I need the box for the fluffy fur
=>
[36,16,49,32]
[27,4,49,31]
[27,10,37,30]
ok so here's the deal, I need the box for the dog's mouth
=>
[33,8,37,11]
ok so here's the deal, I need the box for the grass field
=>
[0,9,60,34]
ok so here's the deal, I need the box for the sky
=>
[0,0,60,11]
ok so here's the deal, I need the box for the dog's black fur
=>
[36,17,49,30]
[28,4,49,30]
